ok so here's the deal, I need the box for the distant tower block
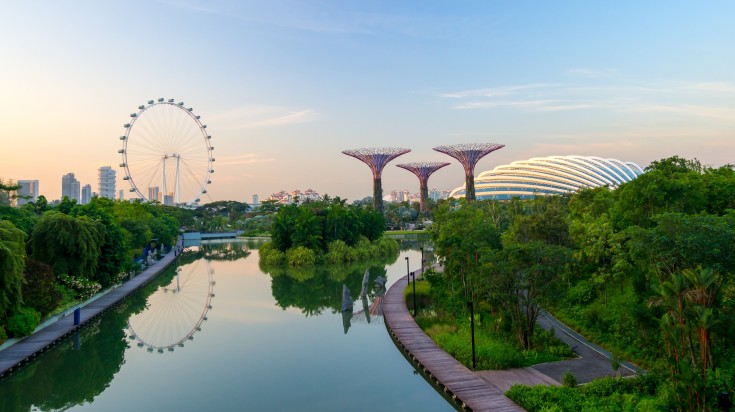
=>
[342,147,411,213]
[433,143,504,202]
[396,162,450,214]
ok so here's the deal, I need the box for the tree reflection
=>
[263,261,389,317]
[0,265,181,411]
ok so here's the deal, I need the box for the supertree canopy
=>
[342,147,411,213]
[396,162,450,214]
[433,143,504,202]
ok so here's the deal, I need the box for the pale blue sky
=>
[2,1,734,202]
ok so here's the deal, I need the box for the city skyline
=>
[2,2,734,203]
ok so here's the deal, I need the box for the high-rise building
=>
[119,189,124,201]
[16,179,39,206]
[252,194,259,206]
[163,192,174,206]
[61,173,80,203]
[98,166,116,199]
[81,184,92,205]
[148,186,160,203]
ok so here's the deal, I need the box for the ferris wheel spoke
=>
[120,99,213,204]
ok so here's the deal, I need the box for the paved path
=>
[384,267,645,410]
[385,270,533,412]
[0,239,184,379]
[532,310,640,383]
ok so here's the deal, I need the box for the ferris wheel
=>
[126,260,215,353]
[119,98,214,206]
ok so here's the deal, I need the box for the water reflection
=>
[0,242,253,411]
[0,267,170,411]
[126,259,215,353]
[262,261,393,319]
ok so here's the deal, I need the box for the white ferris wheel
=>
[119,98,214,206]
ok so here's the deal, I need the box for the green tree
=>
[484,241,570,349]
[30,212,104,280]
[0,220,26,315]
[21,259,62,316]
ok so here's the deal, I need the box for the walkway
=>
[532,311,640,383]
[0,239,184,379]
[383,270,643,411]
[384,271,528,411]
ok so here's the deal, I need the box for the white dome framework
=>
[119,98,214,207]
[450,155,644,200]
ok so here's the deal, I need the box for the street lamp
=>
[405,256,410,285]
[420,246,424,273]
[411,271,417,317]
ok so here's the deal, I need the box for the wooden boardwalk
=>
[383,271,527,411]
[0,239,184,379]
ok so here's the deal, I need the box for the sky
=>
[2,1,735,204]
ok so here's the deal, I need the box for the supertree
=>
[342,147,411,213]
[433,143,504,202]
[396,162,450,214]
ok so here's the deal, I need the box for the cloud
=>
[682,82,735,93]
[209,105,317,129]
[442,77,735,119]
[215,153,275,166]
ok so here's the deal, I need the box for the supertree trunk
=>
[433,143,504,202]
[396,162,450,215]
[342,147,410,214]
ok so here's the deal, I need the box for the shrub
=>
[324,240,358,264]
[286,246,317,266]
[562,369,577,387]
[7,307,42,337]
[404,280,432,312]
[0,325,7,343]
[259,242,285,265]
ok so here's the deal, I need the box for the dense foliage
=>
[0,196,186,340]
[261,198,398,265]
[428,156,735,410]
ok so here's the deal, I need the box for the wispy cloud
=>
[216,153,275,166]
[210,105,317,129]
[442,75,735,119]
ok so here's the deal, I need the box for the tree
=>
[483,241,570,349]
[30,212,104,280]
[73,197,131,287]
[0,220,26,315]
[22,259,62,316]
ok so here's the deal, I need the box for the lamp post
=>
[420,246,424,273]
[411,271,417,317]
[405,256,410,285]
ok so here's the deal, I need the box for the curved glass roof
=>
[450,155,644,200]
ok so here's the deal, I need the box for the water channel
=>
[0,239,455,411]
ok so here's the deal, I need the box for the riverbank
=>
[383,269,641,411]
[0,237,184,379]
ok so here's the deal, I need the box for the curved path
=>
[384,272,527,411]
[383,272,643,411]
[0,238,184,379]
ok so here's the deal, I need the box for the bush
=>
[259,242,285,265]
[286,246,317,266]
[0,325,7,343]
[404,280,432,312]
[7,307,42,337]
[562,369,577,387]
[324,240,358,264]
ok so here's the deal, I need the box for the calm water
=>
[0,240,453,412]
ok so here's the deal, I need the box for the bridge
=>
[182,231,243,246]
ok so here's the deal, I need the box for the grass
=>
[415,312,572,370]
